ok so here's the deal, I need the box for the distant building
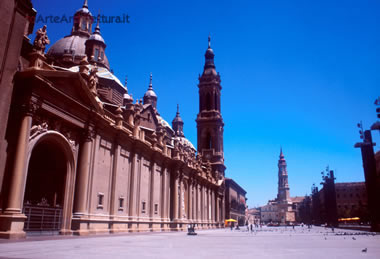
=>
[260,149,297,224]
[225,178,247,226]
[290,196,306,222]
[260,201,279,223]
[246,208,260,225]
[335,182,368,220]
[299,181,369,225]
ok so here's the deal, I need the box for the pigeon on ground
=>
[362,248,367,253]
[352,237,356,240]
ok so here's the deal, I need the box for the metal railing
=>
[23,204,63,231]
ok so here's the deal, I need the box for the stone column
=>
[213,190,216,223]
[191,180,194,221]
[0,100,36,239]
[161,167,166,220]
[196,182,201,221]
[188,179,192,221]
[208,187,211,222]
[179,177,183,219]
[216,195,220,223]
[109,144,120,233]
[172,171,179,220]
[204,186,208,221]
[149,161,155,219]
[166,169,170,220]
[73,130,93,215]
[210,189,214,223]
[110,144,120,212]
[200,185,204,222]
[128,152,138,218]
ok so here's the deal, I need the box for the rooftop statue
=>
[33,25,50,53]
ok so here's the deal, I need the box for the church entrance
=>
[23,140,67,234]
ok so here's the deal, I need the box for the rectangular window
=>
[154,204,158,214]
[94,48,99,61]
[119,197,124,211]
[97,193,104,209]
[101,51,104,61]
[141,201,146,213]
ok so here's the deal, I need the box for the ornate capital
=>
[83,127,96,142]
[22,98,39,116]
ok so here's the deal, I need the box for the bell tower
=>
[196,36,225,175]
[277,148,290,203]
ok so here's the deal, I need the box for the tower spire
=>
[208,34,211,48]
[94,12,101,34]
[149,72,153,89]
[83,0,88,8]
[172,104,184,137]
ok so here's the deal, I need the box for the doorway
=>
[23,140,67,233]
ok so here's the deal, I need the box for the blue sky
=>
[31,0,379,207]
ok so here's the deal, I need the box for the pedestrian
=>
[250,224,253,233]
[230,223,233,231]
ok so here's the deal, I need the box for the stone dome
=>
[47,34,110,69]
[47,35,87,60]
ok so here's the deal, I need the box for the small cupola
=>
[72,0,93,37]
[85,13,109,69]
[204,35,216,74]
[143,73,157,109]
[123,76,133,105]
[172,104,184,137]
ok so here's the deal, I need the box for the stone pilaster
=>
[160,167,166,221]
[128,152,137,218]
[149,161,155,219]
[109,143,120,232]
[172,171,179,221]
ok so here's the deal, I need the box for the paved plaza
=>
[0,226,379,259]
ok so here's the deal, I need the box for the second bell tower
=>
[196,36,225,174]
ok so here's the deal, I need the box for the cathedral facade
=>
[0,1,226,238]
